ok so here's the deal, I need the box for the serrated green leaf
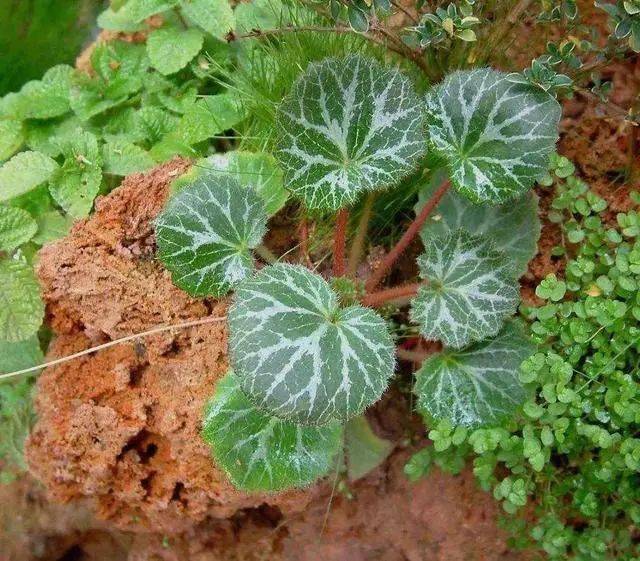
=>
[0,120,24,162]
[425,68,561,203]
[156,173,267,297]
[415,322,534,427]
[410,229,520,349]
[0,152,58,202]
[147,26,204,75]
[0,205,37,251]
[229,263,396,425]
[417,168,541,277]
[97,8,146,32]
[0,259,44,343]
[102,140,155,176]
[48,131,102,217]
[174,94,247,144]
[179,0,234,38]
[32,211,74,246]
[234,0,286,33]
[202,371,342,491]
[24,116,84,158]
[0,336,43,374]
[276,55,426,211]
[202,152,288,215]
[344,415,393,481]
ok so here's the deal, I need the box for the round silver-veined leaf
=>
[229,263,396,425]
[410,229,519,349]
[202,371,343,492]
[425,68,561,204]
[155,173,267,297]
[416,169,541,277]
[276,54,426,211]
[414,322,534,427]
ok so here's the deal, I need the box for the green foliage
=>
[410,2,480,47]
[425,68,561,204]
[229,263,396,425]
[344,415,393,480]
[202,371,343,491]
[147,27,205,75]
[275,54,425,211]
[413,166,640,560]
[0,259,44,342]
[416,169,541,277]
[156,173,267,297]
[597,0,640,52]
[410,229,520,349]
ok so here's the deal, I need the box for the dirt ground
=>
[2,10,639,561]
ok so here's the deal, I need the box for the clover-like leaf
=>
[414,322,534,427]
[410,229,520,349]
[229,264,396,425]
[276,54,426,211]
[156,173,267,297]
[202,371,343,491]
[417,169,541,277]
[425,68,561,203]
[0,259,44,343]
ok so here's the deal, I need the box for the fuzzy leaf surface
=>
[147,26,204,75]
[425,68,560,203]
[156,173,267,297]
[229,264,395,425]
[0,151,58,202]
[414,322,534,427]
[417,169,541,277]
[276,55,425,211]
[101,140,155,176]
[202,371,342,491]
[0,336,43,374]
[202,152,288,215]
[0,260,44,342]
[180,0,234,38]
[0,120,24,161]
[410,229,519,349]
[0,205,37,251]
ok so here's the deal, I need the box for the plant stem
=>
[333,209,349,277]
[365,178,450,292]
[0,316,228,382]
[256,244,278,264]
[361,282,423,308]
[346,193,376,278]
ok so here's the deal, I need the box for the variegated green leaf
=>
[201,152,288,216]
[156,173,267,297]
[414,322,534,427]
[229,264,396,425]
[425,68,561,204]
[202,371,342,491]
[0,259,44,343]
[417,169,541,277]
[276,55,426,211]
[410,229,519,349]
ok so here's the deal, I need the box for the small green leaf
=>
[117,0,177,22]
[48,131,102,217]
[179,0,234,39]
[202,152,288,215]
[410,229,520,349]
[0,259,44,342]
[344,415,394,481]
[0,336,43,374]
[535,273,566,301]
[414,322,534,427]
[156,173,267,297]
[32,211,74,246]
[417,169,541,277]
[0,151,58,202]
[0,120,24,162]
[234,0,287,33]
[202,371,343,491]
[147,26,204,75]
[425,68,561,203]
[101,140,155,176]
[0,205,37,251]
[276,55,426,211]
[229,264,396,425]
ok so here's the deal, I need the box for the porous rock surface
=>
[25,158,314,533]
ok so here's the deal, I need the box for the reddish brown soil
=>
[8,159,523,561]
